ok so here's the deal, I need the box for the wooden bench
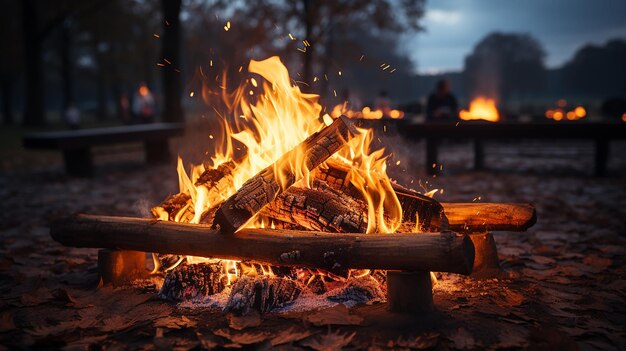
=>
[23,123,184,177]
[393,121,626,176]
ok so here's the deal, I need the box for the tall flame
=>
[156,56,401,252]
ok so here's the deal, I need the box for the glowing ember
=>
[459,97,500,122]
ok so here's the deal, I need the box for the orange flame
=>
[459,97,500,122]
[153,56,401,279]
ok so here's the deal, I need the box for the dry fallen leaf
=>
[154,315,197,330]
[394,332,440,349]
[271,326,316,346]
[0,311,16,332]
[214,328,270,345]
[448,328,477,350]
[304,304,364,326]
[50,288,77,306]
[226,311,261,330]
[300,331,356,351]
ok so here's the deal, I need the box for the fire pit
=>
[50,57,536,316]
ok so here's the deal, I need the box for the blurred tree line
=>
[461,32,626,106]
[0,0,426,127]
[1,0,624,127]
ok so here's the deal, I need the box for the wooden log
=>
[51,215,475,275]
[158,261,227,301]
[387,271,434,313]
[468,232,504,279]
[314,159,447,231]
[213,115,360,234]
[441,203,536,232]
[224,276,302,315]
[260,180,368,233]
[97,249,147,286]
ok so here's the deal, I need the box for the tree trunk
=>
[160,0,184,122]
[301,0,314,89]
[22,0,45,126]
[1,75,15,125]
[60,21,74,115]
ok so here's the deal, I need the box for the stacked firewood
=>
[152,117,446,313]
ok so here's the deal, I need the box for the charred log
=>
[327,276,386,304]
[314,159,447,231]
[158,261,227,301]
[224,276,302,315]
[260,180,367,233]
[213,116,360,234]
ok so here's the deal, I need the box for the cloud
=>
[426,9,462,25]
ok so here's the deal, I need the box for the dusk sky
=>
[407,0,626,74]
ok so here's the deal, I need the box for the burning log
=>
[442,203,536,232]
[260,180,368,233]
[314,159,447,231]
[158,261,227,301]
[224,276,302,315]
[213,116,360,234]
[50,214,475,275]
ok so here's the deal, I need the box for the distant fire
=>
[545,99,586,121]
[330,104,404,120]
[459,97,500,122]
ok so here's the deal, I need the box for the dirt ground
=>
[0,125,625,350]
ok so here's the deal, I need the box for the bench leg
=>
[144,140,171,164]
[474,139,484,170]
[594,139,609,177]
[426,138,438,175]
[63,148,93,177]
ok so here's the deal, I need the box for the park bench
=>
[394,121,626,176]
[23,123,184,177]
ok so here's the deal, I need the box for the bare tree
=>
[464,32,546,102]
[161,0,184,122]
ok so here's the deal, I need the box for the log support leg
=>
[63,148,92,177]
[474,139,484,170]
[426,138,438,175]
[387,271,434,314]
[144,139,171,164]
[468,232,502,279]
[98,249,147,286]
[594,138,609,177]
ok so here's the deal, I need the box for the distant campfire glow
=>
[545,101,586,121]
[459,97,500,122]
[330,104,405,119]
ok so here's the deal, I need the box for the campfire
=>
[459,97,500,122]
[51,57,536,316]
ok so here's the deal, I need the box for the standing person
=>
[132,83,156,124]
[119,93,131,124]
[64,103,80,130]
[426,79,459,121]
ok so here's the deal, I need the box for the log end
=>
[452,232,476,276]
[212,205,250,234]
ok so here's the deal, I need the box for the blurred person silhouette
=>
[375,90,391,117]
[132,83,156,124]
[119,93,131,124]
[426,79,459,121]
[64,102,80,130]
